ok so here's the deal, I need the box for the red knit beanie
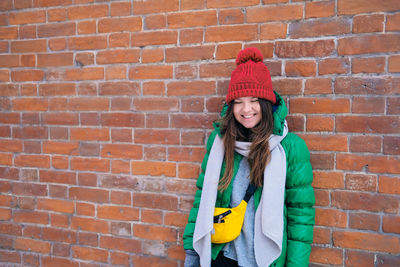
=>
[226,47,276,104]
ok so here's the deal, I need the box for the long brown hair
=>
[218,98,274,191]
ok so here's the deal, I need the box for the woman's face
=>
[233,97,262,129]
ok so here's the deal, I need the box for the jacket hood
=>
[213,91,288,136]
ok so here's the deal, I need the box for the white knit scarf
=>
[193,121,288,267]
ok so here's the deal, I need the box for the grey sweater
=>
[223,157,257,266]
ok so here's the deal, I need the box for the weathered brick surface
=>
[0,1,399,266]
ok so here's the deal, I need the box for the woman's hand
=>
[184,249,200,267]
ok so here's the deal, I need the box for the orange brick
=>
[41,256,78,267]
[387,13,400,32]
[286,60,316,76]
[164,212,188,227]
[345,250,374,267]
[310,246,343,266]
[131,161,176,176]
[291,98,350,114]
[180,28,203,44]
[166,45,214,62]
[379,176,400,195]
[312,171,344,189]
[167,81,215,96]
[144,14,166,30]
[39,83,76,96]
[72,246,108,263]
[39,170,76,184]
[129,65,173,80]
[336,116,399,134]
[131,31,177,46]
[382,215,400,234]
[260,23,287,40]
[353,14,384,33]
[110,1,131,16]
[14,238,50,254]
[37,199,74,214]
[349,135,382,153]
[166,179,197,194]
[205,25,257,42]
[70,157,109,172]
[141,48,164,63]
[38,22,75,38]
[333,231,399,253]
[306,116,334,131]
[43,141,79,155]
[68,4,108,19]
[219,8,244,24]
[352,96,385,113]
[313,227,331,245]
[178,163,199,178]
[15,155,50,168]
[133,193,178,211]
[389,55,400,73]
[207,0,258,8]
[109,33,129,48]
[305,0,335,18]
[319,58,350,75]
[9,10,45,25]
[338,0,400,15]
[101,113,144,127]
[247,5,303,23]
[338,34,400,55]
[133,0,178,14]
[100,236,141,253]
[77,20,96,34]
[98,205,139,221]
[49,38,67,51]
[384,136,400,155]
[290,17,350,38]
[349,212,380,231]
[98,17,141,33]
[13,211,49,225]
[106,65,127,80]
[65,67,104,81]
[134,97,178,111]
[168,10,216,28]
[101,144,142,159]
[48,8,67,22]
[352,57,385,74]
[133,224,176,242]
[37,53,73,67]
[332,191,398,213]
[11,39,46,53]
[200,62,235,78]
[111,251,130,266]
[71,217,108,234]
[68,36,107,50]
[335,77,398,95]
[11,70,44,82]
[171,114,218,129]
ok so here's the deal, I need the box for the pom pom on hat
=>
[235,47,264,66]
[226,47,276,104]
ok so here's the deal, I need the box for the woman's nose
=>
[242,101,252,112]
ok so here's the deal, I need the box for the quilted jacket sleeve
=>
[283,133,315,267]
[183,130,217,250]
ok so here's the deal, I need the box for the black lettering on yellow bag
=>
[211,184,257,244]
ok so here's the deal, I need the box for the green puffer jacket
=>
[183,92,315,267]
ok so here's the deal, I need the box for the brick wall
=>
[0,0,399,266]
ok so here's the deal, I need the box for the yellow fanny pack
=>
[211,184,257,244]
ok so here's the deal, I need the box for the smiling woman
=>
[183,47,315,267]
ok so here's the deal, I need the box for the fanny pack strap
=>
[243,183,257,203]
